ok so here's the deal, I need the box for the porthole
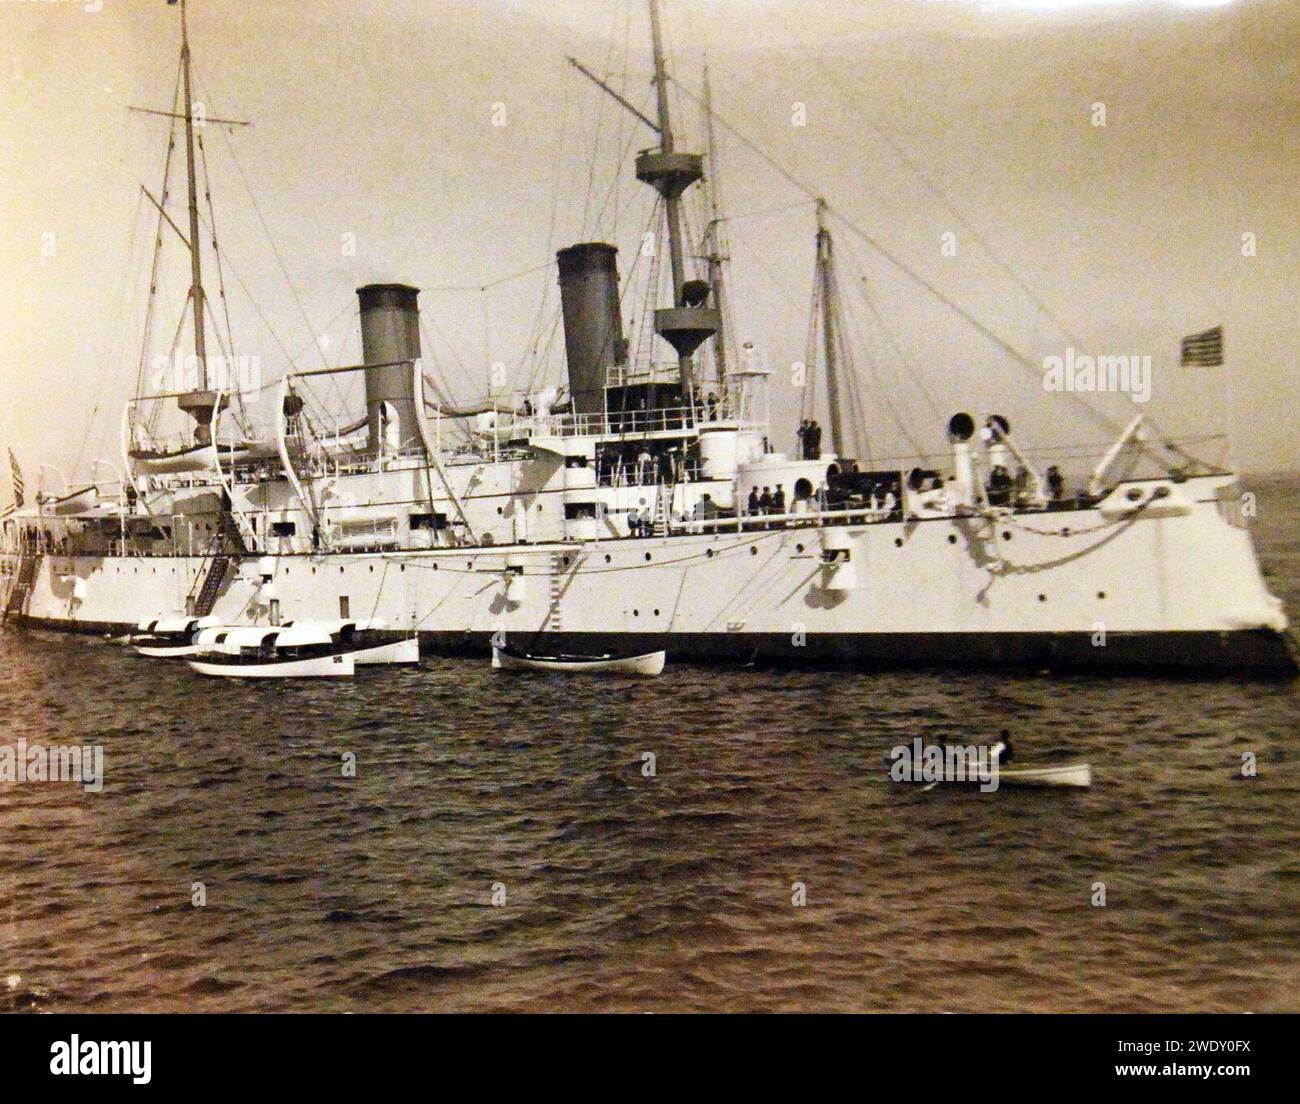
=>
[948,534,957,545]
[604,554,611,563]
[795,543,805,553]
[706,549,714,558]
[653,608,660,616]
[644,552,652,561]
[750,546,758,556]
[894,538,903,548]
[1038,593,1047,602]
[563,555,571,566]
[369,565,374,573]
[1126,487,1143,502]
[497,507,503,515]
[633,609,639,617]
[1002,531,1011,541]
[1061,528,1071,537]
[1097,591,1106,599]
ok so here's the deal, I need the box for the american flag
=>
[8,448,23,508]
[1180,325,1224,367]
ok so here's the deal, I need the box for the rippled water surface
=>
[2,480,1298,1012]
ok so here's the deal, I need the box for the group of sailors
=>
[795,420,824,460]
[598,447,697,488]
[985,462,1068,508]
[746,485,788,517]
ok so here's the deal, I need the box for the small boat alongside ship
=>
[284,620,420,666]
[491,645,666,677]
[187,624,354,679]
[133,616,419,675]
[131,615,219,658]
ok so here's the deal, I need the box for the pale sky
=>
[1,0,1296,497]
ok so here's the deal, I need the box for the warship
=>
[1,0,1294,672]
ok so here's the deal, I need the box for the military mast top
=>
[633,0,719,402]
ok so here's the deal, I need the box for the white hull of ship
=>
[3,476,1295,672]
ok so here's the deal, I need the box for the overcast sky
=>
[1,0,1295,493]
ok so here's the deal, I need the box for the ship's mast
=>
[815,199,846,458]
[570,0,718,404]
[702,62,729,387]
[648,0,686,311]
[179,0,207,392]
[634,0,717,403]
[165,0,226,441]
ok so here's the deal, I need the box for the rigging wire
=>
[201,73,328,377]
[195,124,248,433]
[72,185,148,480]
[669,79,1131,441]
[136,58,185,440]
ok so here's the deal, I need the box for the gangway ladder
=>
[3,552,42,623]
[653,482,673,537]
[185,509,245,617]
[547,551,566,632]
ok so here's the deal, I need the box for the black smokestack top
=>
[358,283,420,318]
[556,243,626,415]
[357,283,421,454]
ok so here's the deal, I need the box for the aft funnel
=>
[556,243,627,415]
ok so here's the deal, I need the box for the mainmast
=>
[648,0,686,309]
[815,199,846,459]
[567,0,719,407]
[634,0,718,403]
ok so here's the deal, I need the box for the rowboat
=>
[186,625,354,678]
[491,645,665,677]
[892,761,1092,789]
[995,763,1091,788]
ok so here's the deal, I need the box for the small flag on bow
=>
[1180,325,1224,367]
